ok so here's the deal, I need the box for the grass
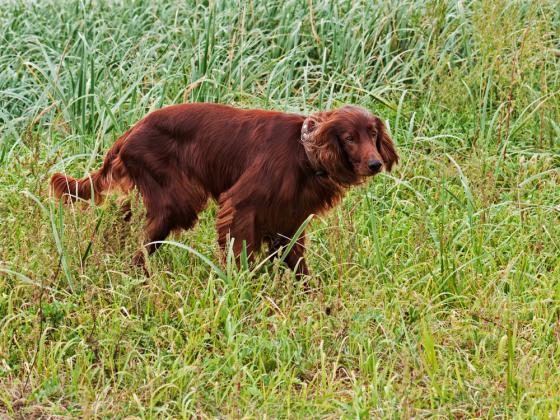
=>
[0,0,559,417]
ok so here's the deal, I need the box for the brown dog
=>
[51,103,398,276]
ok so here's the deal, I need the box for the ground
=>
[1,0,559,418]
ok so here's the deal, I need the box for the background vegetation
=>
[1,0,559,417]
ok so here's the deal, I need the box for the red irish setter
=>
[51,103,398,276]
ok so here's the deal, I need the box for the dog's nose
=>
[368,160,382,173]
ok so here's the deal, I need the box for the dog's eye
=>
[344,135,354,144]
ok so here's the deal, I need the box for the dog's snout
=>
[367,160,382,173]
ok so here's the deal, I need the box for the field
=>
[1,0,559,417]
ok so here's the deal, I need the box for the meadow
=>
[1,0,559,417]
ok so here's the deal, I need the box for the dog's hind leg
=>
[119,200,132,222]
[132,214,174,274]
[131,177,208,274]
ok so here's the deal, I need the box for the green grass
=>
[1,0,559,417]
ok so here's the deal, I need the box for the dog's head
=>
[301,105,399,185]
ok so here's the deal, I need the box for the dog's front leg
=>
[216,199,258,269]
[282,233,309,279]
[268,232,309,279]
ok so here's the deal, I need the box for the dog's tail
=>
[50,129,133,204]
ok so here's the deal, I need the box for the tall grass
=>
[1,0,559,417]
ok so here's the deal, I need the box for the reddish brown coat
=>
[51,103,398,276]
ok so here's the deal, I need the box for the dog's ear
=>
[377,119,399,172]
[301,111,334,172]
[301,112,355,184]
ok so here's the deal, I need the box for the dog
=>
[51,103,398,276]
